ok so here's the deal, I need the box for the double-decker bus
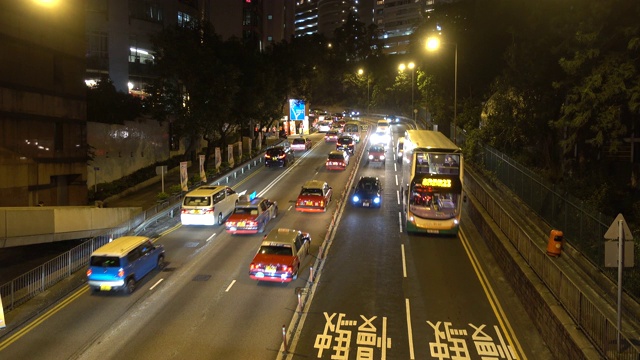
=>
[401,130,464,235]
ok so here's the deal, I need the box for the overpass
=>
[0,206,141,248]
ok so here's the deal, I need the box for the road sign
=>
[604,213,633,240]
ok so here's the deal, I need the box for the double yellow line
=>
[0,286,88,351]
[459,228,527,360]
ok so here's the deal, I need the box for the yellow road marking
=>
[459,228,527,360]
[0,286,88,351]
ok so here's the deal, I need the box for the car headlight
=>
[380,155,385,160]
[352,195,360,202]
[368,155,374,160]
[374,197,380,204]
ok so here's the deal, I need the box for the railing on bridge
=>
[456,124,640,359]
[0,157,264,312]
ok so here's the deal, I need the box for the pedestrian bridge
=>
[0,206,141,248]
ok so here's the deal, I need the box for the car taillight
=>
[265,154,271,159]
[248,220,258,226]
[279,154,286,159]
[281,265,288,271]
[250,263,256,270]
[117,269,125,277]
[86,269,92,276]
[320,200,324,207]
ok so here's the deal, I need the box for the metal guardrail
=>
[0,156,265,312]
[466,167,640,359]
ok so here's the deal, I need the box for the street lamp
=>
[427,37,458,144]
[398,62,416,121]
[358,68,370,115]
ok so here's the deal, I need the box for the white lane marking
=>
[398,211,403,233]
[149,279,164,291]
[396,190,400,205]
[395,174,399,186]
[205,233,217,242]
[401,244,407,278]
[406,298,415,359]
[225,280,236,292]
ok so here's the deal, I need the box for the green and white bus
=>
[401,130,464,235]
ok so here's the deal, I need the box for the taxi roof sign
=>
[604,213,633,240]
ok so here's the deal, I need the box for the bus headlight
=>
[352,195,360,202]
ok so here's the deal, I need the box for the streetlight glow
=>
[357,68,370,114]
[426,36,458,144]
[33,0,59,7]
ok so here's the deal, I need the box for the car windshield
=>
[328,154,345,160]
[184,196,211,206]
[234,207,259,215]
[293,138,306,144]
[338,138,352,145]
[301,188,323,196]
[357,181,377,191]
[90,256,120,267]
[369,146,384,152]
[258,245,293,256]
[266,148,284,156]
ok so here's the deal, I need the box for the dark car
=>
[336,136,355,155]
[351,177,383,208]
[265,145,294,167]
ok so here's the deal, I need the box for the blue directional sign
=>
[289,99,306,121]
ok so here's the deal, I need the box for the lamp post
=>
[427,37,458,144]
[358,68,370,115]
[398,62,415,121]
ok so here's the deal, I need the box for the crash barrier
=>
[0,157,265,314]
[465,164,639,359]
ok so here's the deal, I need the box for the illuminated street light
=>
[398,62,416,122]
[358,68,370,115]
[33,0,59,7]
[427,36,458,144]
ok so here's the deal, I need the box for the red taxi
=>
[295,180,333,213]
[366,144,386,166]
[324,130,340,143]
[325,150,349,171]
[225,192,278,234]
[249,228,311,282]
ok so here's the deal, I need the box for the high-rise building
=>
[263,0,296,47]
[294,0,320,38]
[0,0,88,206]
[374,0,424,54]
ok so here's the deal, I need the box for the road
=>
[0,119,553,359]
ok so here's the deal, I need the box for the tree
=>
[148,21,241,168]
[87,75,143,124]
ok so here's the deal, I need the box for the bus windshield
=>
[409,182,459,220]
[415,152,460,175]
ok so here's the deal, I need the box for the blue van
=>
[87,236,165,294]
